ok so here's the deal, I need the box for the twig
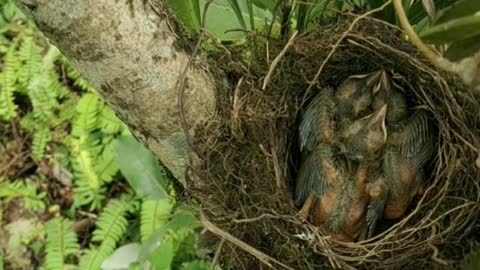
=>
[210,239,225,270]
[391,0,445,70]
[176,0,214,158]
[200,211,294,270]
[302,0,393,105]
[262,31,298,90]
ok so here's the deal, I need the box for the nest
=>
[189,14,480,270]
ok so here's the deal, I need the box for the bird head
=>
[365,104,388,154]
[367,70,391,96]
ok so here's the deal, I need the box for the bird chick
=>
[366,111,434,236]
[371,71,409,125]
[340,104,388,161]
[309,162,371,241]
[299,87,335,152]
[334,70,388,122]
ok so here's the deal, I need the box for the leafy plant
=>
[0,178,45,211]
[79,199,133,270]
[44,218,80,270]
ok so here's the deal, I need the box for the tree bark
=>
[14,0,220,184]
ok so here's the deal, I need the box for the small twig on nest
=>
[200,211,294,270]
[262,31,299,90]
[302,0,393,105]
[210,238,225,270]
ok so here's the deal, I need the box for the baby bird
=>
[340,105,388,161]
[295,145,371,241]
[334,70,388,122]
[366,111,434,237]
[371,71,409,125]
[299,87,336,152]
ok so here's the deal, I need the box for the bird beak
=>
[368,70,390,95]
[370,104,388,141]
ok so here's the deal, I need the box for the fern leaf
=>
[72,93,101,136]
[99,106,123,135]
[32,127,51,161]
[64,63,96,93]
[95,141,119,184]
[44,217,80,270]
[17,36,43,88]
[79,199,131,270]
[71,136,101,191]
[140,199,172,241]
[28,73,59,123]
[73,179,106,211]
[0,44,20,120]
[0,178,46,211]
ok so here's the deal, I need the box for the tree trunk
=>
[14,0,221,184]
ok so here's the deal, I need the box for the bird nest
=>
[190,14,480,270]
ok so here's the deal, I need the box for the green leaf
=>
[444,34,480,61]
[420,14,480,44]
[101,243,141,270]
[167,0,201,30]
[115,136,169,200]
[227,0,248,29]
[435,0,480,25]
[201,0,273,40]
[366,0,396,23]
[138,211,199,264]
[252,0,275,11]
[148,238,175,270]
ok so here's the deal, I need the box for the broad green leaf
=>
[138,211,199,264]
[148,238,175,270]
[115,137,169,200]
[421,0,436,21]
[167,0,201,30]
[101,243,141,270]
[408,0,451,25]
[366,0,396,24]
[420,14,480,44]
[227,0,248,29]
[201,0,273,40]
[444,34,480,61]
[252,0,276,11]
[435,0,480,25]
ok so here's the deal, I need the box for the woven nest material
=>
[190,14,480,270]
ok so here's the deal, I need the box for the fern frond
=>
[0,178,45,211]
[79,199,131,270]
[140,199,172,241]
[28,73,59,123]
[72,93,101,136]
[31,127,51,161]
[44,217,80,270]
[64,62,96,93]
[73,179,106,211]
[17,36,43,88]
[95,141,119,184]
[0,44,20,120]
[99,106,123,135]
[71,136,101,191]
[20,112,37,132]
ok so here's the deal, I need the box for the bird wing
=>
[399,111,434,171]
[299,88,335,152]
[366,179,387,238]
[294,146,341,208]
